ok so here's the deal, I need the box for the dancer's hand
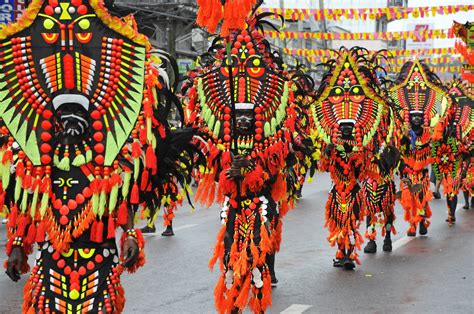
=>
[226,155,249,179]
[122,237,139,268]
[324,143,335,157]
[5,247,25,282]
[231,155,249,168]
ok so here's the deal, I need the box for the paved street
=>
[0,173,473,314]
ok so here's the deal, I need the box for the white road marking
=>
[173,224,198,231]
[281,304,313,314]
[392,236,415,251]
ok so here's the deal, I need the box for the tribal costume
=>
[0,1,193,312]
[185,7,314,313]
[314,48,395,269]
[363,145,400,253]
[431,78,474,223]
[389,60,451,236]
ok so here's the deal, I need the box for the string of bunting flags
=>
[283,47,459,57]
[390,65,462,73]
[264,28,452,41]
[305,56,464,66]
[257,4,473,21]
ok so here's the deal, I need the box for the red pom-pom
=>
[107,218,116,239]
[132,141,142,158]
[26,223,36,245]
[117,201,128,226]
[140,169,149,191]
[95,220,104,243]
[35,221,45,243]
[130,183,140,204]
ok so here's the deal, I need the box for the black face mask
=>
[57,104,89,142]
[339,123,354,140]
[236,111,254,135]
[409,114,423,127]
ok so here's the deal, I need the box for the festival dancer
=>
[185,5,315,312]
[314,47,395,269]
[431,78,474,224]
[1,1,193,312]
[363,145,400,253]
[389,60,451,236]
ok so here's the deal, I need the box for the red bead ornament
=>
[40,132,52,142]
[92,121,103,130]
[53,198,62,209]
[93,132,104,141]
[255,134,262,141]
[41,155,51,164]
[68,199,77,210]
[94,143,104,153]
[42,110,53,119]
[41,120,52,130]
[44,6,54,15]
[52,251,60,260]
[60,205,69,216]
[91,110,101,120]
[40,143,51,153]
[77,4,87,15]
[87,261,95,270]
[95,155,104,164]
[95,254,103,263]
[82,187,92,198]
[57,259,65,269]
[78,267,87,276]
[224,135,231,142]
[59,215,69,225]
[76,193,85,204]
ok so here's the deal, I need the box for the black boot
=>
[364,216,376,253]
[364,240,377,253]
[419,219,428,235]
[383,222,392,252]
[333,259,343,267]
[463,191,469,209]
[266,253,278,286]
[161,221,174,236]
[141,224,156,234]
[342,255,355,270]
[446,196,457,224]
[342,248,355,270]
[471,196,474,209]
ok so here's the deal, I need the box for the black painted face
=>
[339,122,354,139]
[410,113,423,127]
[236,110,254,135]
[57,103,89,143]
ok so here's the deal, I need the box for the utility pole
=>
[279,0,287,62]
[319,0,328,49]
